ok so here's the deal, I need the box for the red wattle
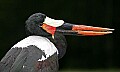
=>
[42,24,56,35]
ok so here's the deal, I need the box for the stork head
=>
[26,13,114,38]
[25,13,114,59]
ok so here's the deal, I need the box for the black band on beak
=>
[57,23,73,30]
[56,23,78,35]
[56,29,78,35]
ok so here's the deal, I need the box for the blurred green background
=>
[0,0,119,71]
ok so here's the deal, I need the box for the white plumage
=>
[12,36,58,61]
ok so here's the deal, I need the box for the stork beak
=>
[56,23,114,36]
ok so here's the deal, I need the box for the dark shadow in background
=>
[0,0,119,70]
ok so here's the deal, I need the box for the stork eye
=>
[39,23,43,26]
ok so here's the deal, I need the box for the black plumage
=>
[0,45,58,72]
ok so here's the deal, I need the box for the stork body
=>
[0,13,113,72]
[0,36,59,72]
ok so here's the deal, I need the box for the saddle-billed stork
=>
[0,13,114,72]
